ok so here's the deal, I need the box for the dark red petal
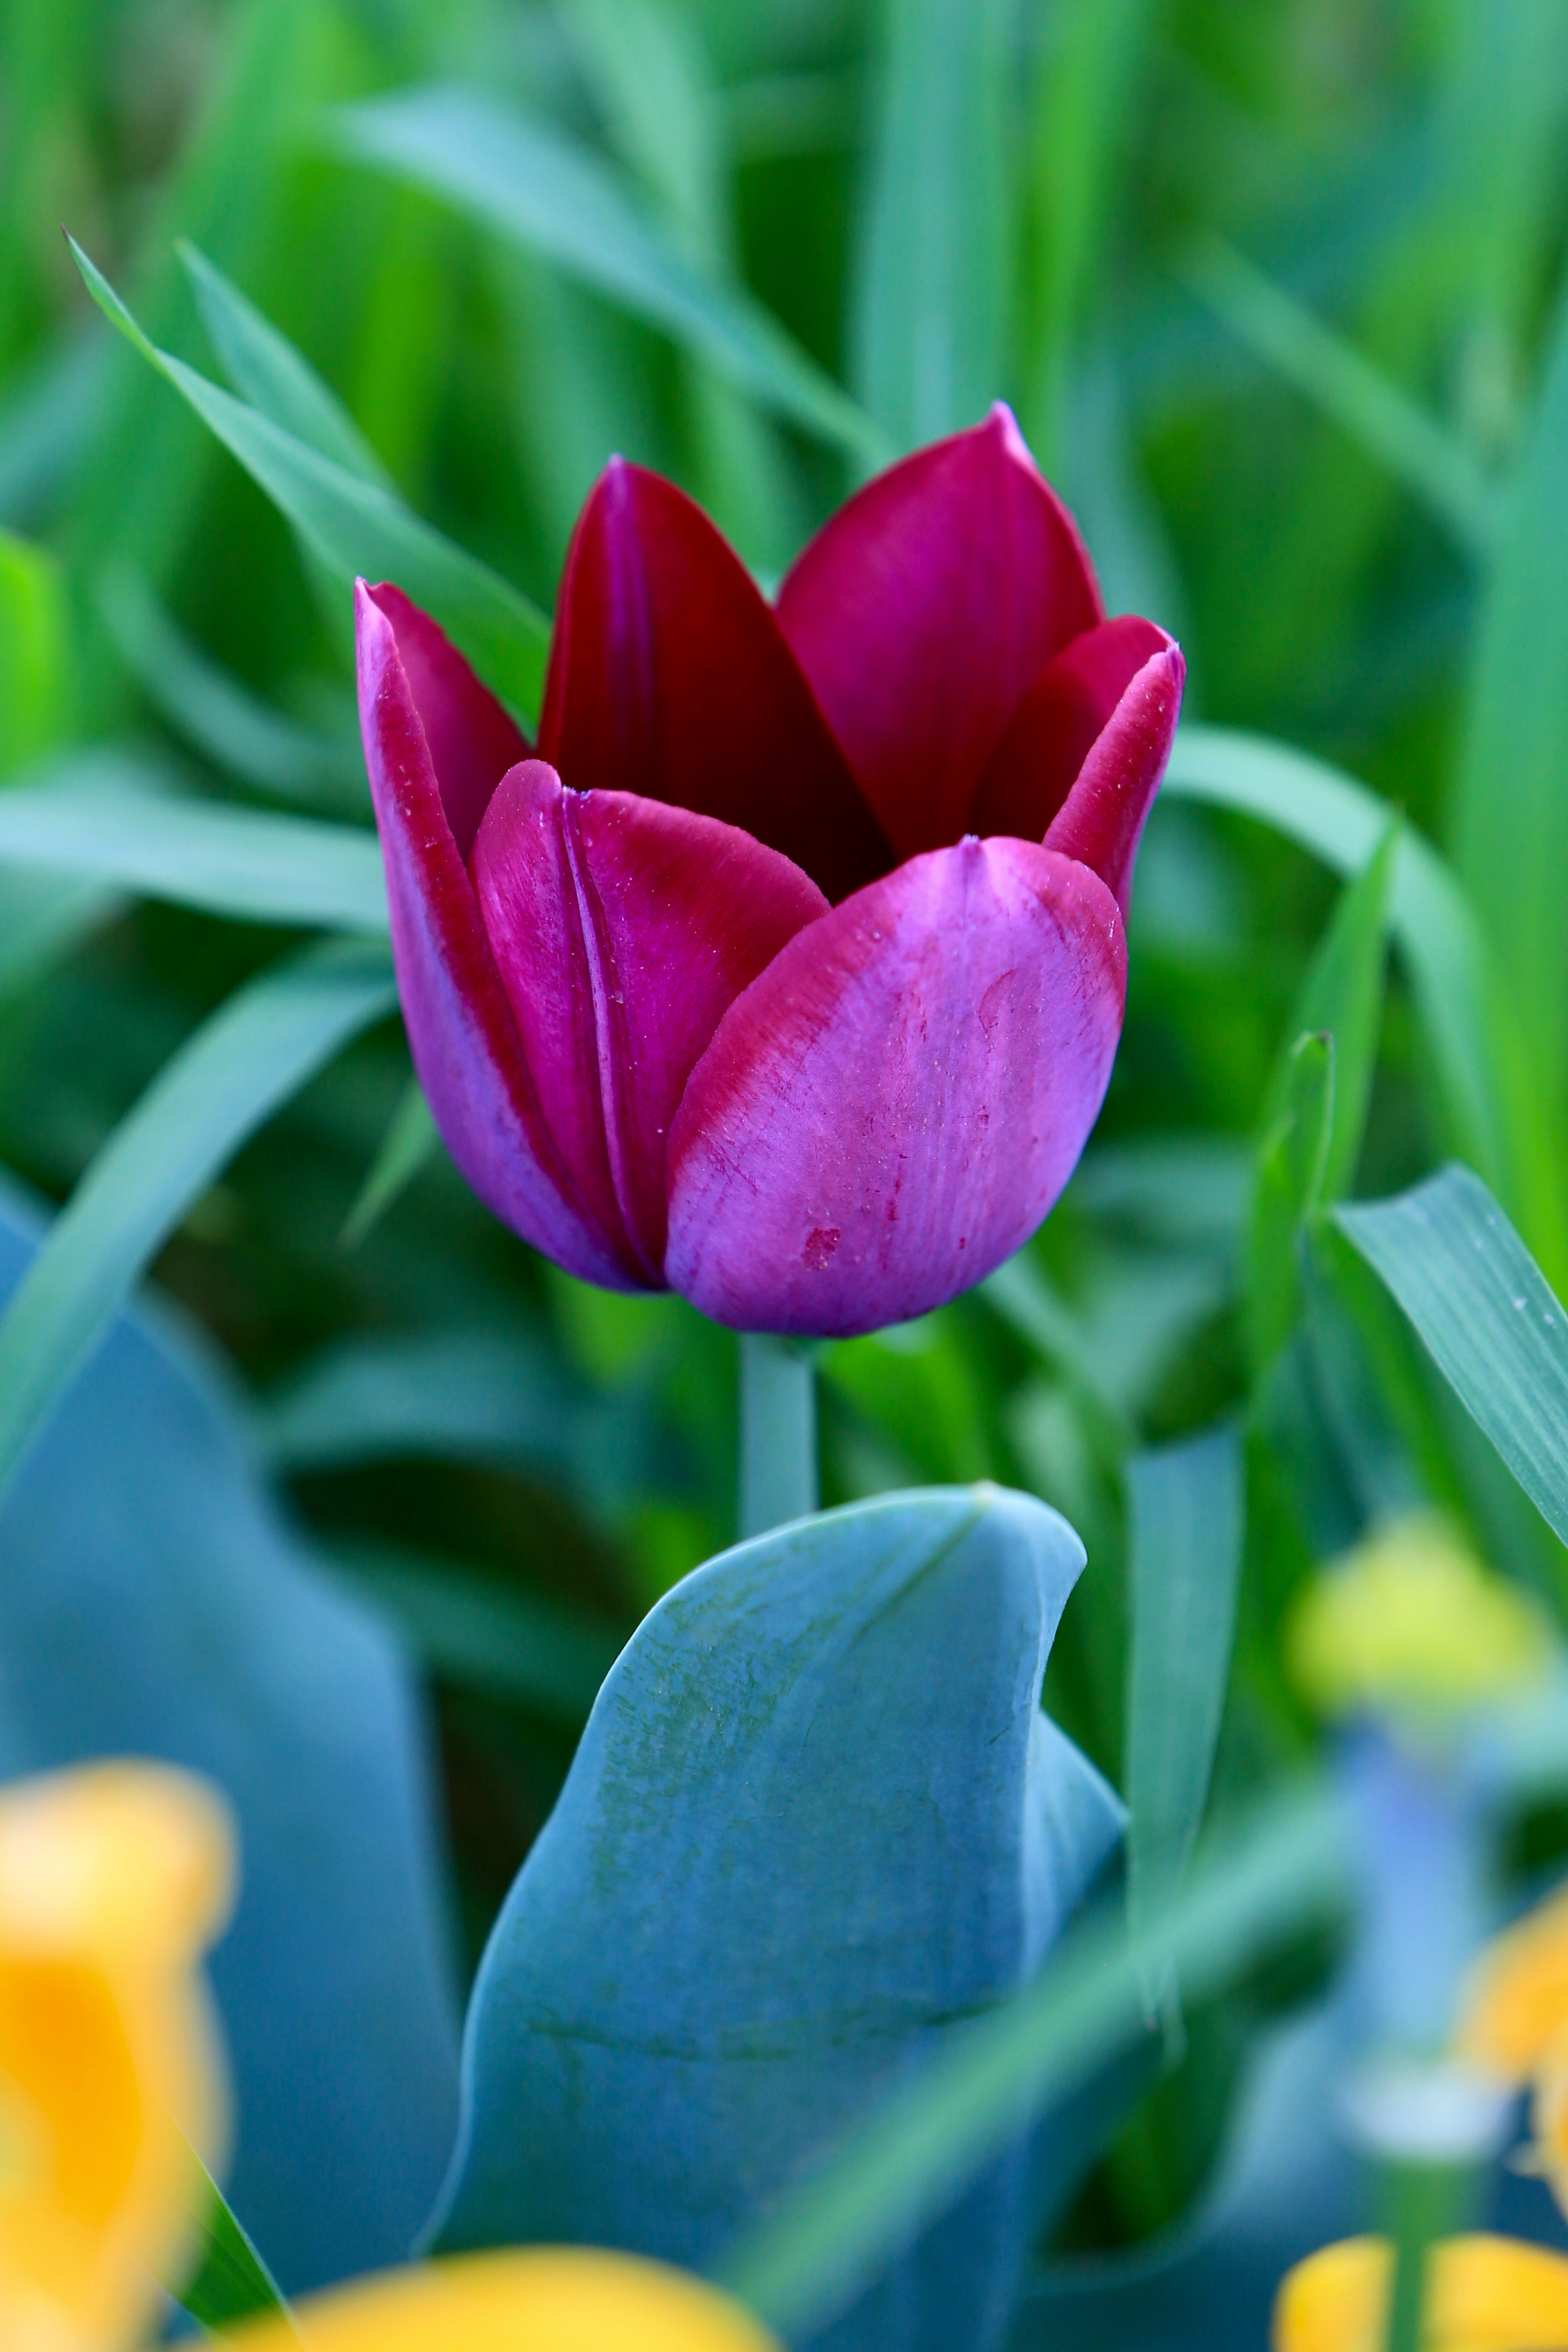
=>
[361,580,530,859]
[1041,638,1185,920]
[536,460,891,903]
[354,583,630,1287]
[666,837,1126,1335]
[471,764,830,1281]
[970,615,1178,850]
[775,405,1104,861]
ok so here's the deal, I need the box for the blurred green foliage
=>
[4,0,1568,2265]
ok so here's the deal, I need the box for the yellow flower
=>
[1287,1515,1554,1722]
[1457,1882,1568,2082]
[0,1760,234,2352]
[1274,2233,1568,2352]
[238,2249,780,2351]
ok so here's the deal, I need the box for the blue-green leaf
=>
[1336,1163,1568,1551]
[0,939,396,1502]
[67,236,549,721]
[0,1178,458,2289]
[325,88,887,471]
[0,757,386,927]
[434,1486,1126,2352]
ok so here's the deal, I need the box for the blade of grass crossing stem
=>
[1187,241,1501,561]
[1125,1425,1244,2024]
[1454,268,1568,1120]
[0,939,397,1505]
[325,88,887,472]
[176,241,394,489]
[1337,1164,1568,1553]
[171,2146,296,2336]
[851,0,1011,450]
[1163,725,1561,1277]
[66,237,550,723]
[0,757,387,929]
[340,1076,439,1246]
[714,1780,1348,2341]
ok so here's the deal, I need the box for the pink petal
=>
[536,460,891,904]
[471,764,831,1282]
[775,405,1104,861]
[361,580,530,859]
[355,582,630,1287]
[665,837,1126,1335]
[969,619,1184,918]
[1041,637,1185,920]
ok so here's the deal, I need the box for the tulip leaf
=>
[66,236,550,722]
[1125,1424,1245,2014]
[717,1780,1349,2344]
[852,0,1011,449]
[0,938,396,1504]
[178,239,394,489]
[1246,1032,1334,1377]
[0,1176,459,2289]
[0,755,387,928]
[1454,265,1568,1116]
[0,870,120,998]
[1336,1163,1568,1552]
[325,87,888,471]
[173,2148,296,2336]
[434,1486,1127,2352]
[97,563,366,809]
[339,1076,439,1246]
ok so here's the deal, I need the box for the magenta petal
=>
[361,580,530,859]
[472,764,831,1281]
[536,460,890,903]
[1040,637,1185,920]
[666,837,1127,1336]
[968,616,1174,844]
[775,405,1104,861]
[355,583,630,1287]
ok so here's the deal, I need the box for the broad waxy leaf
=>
[0,1181,459,2291]
[0,939,396,1502]
[1125,1425,1245,1996]
[434,1486,1127,2352]
[1337,1163,1568,1551]
[67,237,550,721]
[326,86,887,470]
[0,756,387,927]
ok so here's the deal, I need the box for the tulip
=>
[234,2249,777,2352]
[1272,2234,1568,2352]
[0,1759,234,2352]
[357,407,1182,1335]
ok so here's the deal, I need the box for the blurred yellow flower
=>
[1287,1515,1553,1722]
[0,1759,234,2352]
[1273,2232,1568,2352]
[238,2248,781,2351]
[1456,1881,1568,2082]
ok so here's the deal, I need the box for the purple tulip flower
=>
[356,406,1183,1337]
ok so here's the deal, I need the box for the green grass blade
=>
[171,2147,296,2336]
[67,235,549,721]
[851,0,1011,449]
[0,938,396,1504]
[1188,241,1501,561]
[1289,822,1399,1205]
[1247,1032,1335,1374]
[325,87,887,470]
[715,1780,1348,2340]
[339,1076,438,1246]
[0,756,387,930]
[1124,1424,1244,2020]
[1337,1163,1568,1552]
[1453,264,1568,1116]
[177,239,394,488]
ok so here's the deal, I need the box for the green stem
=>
[739,1334,818,1539]
[1383,2157,1473,2352]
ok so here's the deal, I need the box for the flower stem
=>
[738,1334,818,1539]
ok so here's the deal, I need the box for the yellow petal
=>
[1287,1515,1554,1723]
[235,2249,782,2352]
[1456,1882,1568,2078]
[0,1762,234,2352]
[1274,2234,1568,2352]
